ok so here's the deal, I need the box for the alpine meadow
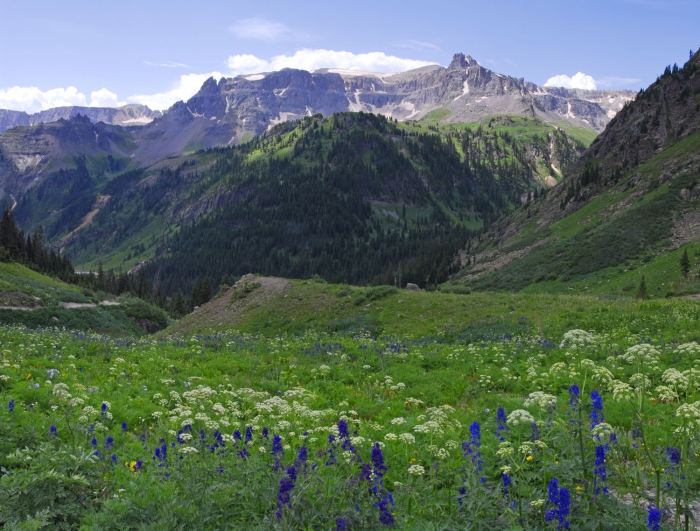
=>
[2,3,700,529]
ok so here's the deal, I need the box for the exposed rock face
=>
[0,115,135,193]
[130,53,635,163]
[0,53,637,170]
[0,104,161,133]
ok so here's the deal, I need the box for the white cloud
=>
[227,49,437,75]
[0,86,88,113]
[595,76,641,88]
[393,40,440,52]
[90,88,126,108]
[229,18,308,41]
[144,61,189,68]
[126,72,224,111]
[544,72,597,90]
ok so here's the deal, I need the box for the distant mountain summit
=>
[0,104,161,133]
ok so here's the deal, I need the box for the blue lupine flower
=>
[568,385,580,410]
[91,437,97,448]
[155,447,161,460]
[105,436,114,450]
[594,445,608,495]
[336,517,347,530]
[666,446,681,465]
[135,460,143,471]
[548,478,559,504]
[338,419,349,439]
[121,422,127,433]
[111,454,117,464]
[496,408,509,441]
[502,473,511,504]
[371,442,387,477]
[326,434,337,466]
[470,421,481,447]
[376,492,395,526]
[199,430,206,444]
[50,425,57,438]
[234,429,242,441]
[93,450,100,457]
[546,478,559,522]
[161,444,167,460]
[101,403,107,416]
[531,422,540,441]
[558,487,570,530]
[262,427,269,439]
[272,434,284,456]
[590,390,604,428]
[245,426,253,444]
[276,466,298,518]
[297,446,308,467]
[359,463,372,482]
[648,505,661,530]
[9,400,14,414]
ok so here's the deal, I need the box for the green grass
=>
[419,107,452,124]
[0,262,85,306]
[2,287,700,529]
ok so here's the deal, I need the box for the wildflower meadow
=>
[1,303,700,530]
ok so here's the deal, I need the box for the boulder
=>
[405,283,421,291]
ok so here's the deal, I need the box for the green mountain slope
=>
[41,112,585,296]
[453,51,700,296]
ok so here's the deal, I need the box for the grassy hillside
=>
[453,54,700,297]
[163,274,698,342]
[0,261,168,335]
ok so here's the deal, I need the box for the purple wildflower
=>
[648,505,661,530]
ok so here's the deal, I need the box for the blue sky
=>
[1,0,698,112]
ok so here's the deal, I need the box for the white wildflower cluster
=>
[619,344,661,367]
[610,380,633,402]
[559,329,595,350]
[408,464,425,476]
[507,409,535,426]
[524,391,557,411]
[398,433,416,445]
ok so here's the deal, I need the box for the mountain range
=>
[0,104,161,133]
[0,54,633,168]
[10,50,699,302]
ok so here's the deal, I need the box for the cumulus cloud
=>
[90,88,125,108]
[126,72,224,110]
[229,18,309,41]
[228,49,437,75]
[0,86,88,113]
[544,72,597,90]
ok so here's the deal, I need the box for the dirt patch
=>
[167,274,292,334]
[461,239,550,281]
[0,291,42,308]
[60,195,110,243]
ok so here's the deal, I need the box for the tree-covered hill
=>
[27,112,581,298]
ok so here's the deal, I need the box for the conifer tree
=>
[636,275,648,299]
[680,249,690,276]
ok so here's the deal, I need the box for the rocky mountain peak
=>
[449,53,478,70]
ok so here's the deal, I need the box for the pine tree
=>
[680,249,690,276]
[636,275,648,299]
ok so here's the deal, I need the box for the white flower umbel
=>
[507,409,535,426]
